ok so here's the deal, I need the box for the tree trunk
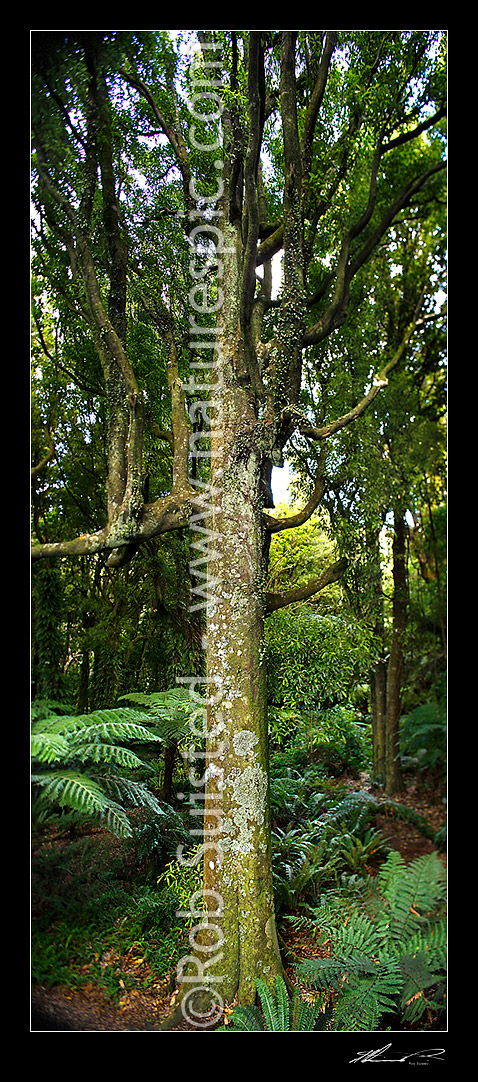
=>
[367,529,387,784]
[385,511,408,796]
[175,222,284,1027]
[370,657,387,783]
[161,741,177,804]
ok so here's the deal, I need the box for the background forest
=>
[31,28,446,1034]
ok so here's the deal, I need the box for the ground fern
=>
[295,851,447,1030]
[218,975,330,1031]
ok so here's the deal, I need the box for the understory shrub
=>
[270,775,390,912]
[265,608,374,715]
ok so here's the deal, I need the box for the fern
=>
[31,704,166,838]
[295,851,447,1030]
[222,1003,264,1031]
[31,769,132,837]
[378,850,446,942]
[218,975,327,1031]
[119,690,198,744]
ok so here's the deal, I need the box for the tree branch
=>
[265,556,348,614]
[303,159,446,348]
[119,66,193,215]
[299,294,434,441]
[300,32,337,181]
[31,430,56,479]
[31,489,195,563]
[263,471,325,533]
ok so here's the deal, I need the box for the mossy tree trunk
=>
[187,231,285,1015]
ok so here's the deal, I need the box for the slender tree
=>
[31,30,446,1022]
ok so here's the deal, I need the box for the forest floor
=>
[30,771,446,1033]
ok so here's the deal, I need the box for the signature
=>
[350,1043,445,1064]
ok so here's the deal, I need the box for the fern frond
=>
[297,955,352,992]
[383,852,446,942]
[119,690,198,743]
[291,990,324,1030]
[120,689,191,709]
[395,919,447,968]
[256,978,280,1030]
[32,708,156,737]
[398,951,443,1008]
[334,912,377,957]
[99,774,164,815]
[31,770,132,837]
[31,731,70,763]
[274,975,291,1030]
[333,958,403,1031]
[66,741,151,770]
[223,1004,264,1031]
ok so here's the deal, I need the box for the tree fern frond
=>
[68,741,150,770]
[69,720,162,746]
[31,770,133,837]
[31,731,70,763]
[32,708,156,736]
[98,774,164,815]
[120,689,192,708]
[119,690,198,742]
[31,705,166,838]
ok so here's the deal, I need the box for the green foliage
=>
[335,827,387,872]
[157,845,204,921]
[119,687,199,746]
[32,856,189,993]
[306,705,371,776]
[400,701,446,775]
[31,704,165,837]
[32,566,66,701]
[296,851,447,1030]
[270,766,389,912]
[133,804,190,867]
[265,609,374,713]
[218,975,331,1031]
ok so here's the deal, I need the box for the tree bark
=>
[385,511,408,795]
[177,220,284,1025]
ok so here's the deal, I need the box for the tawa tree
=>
[31,30,446,1025]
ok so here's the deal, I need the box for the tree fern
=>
[119,690,198,744]
[31,705,165,838]
[31,769,132,837]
